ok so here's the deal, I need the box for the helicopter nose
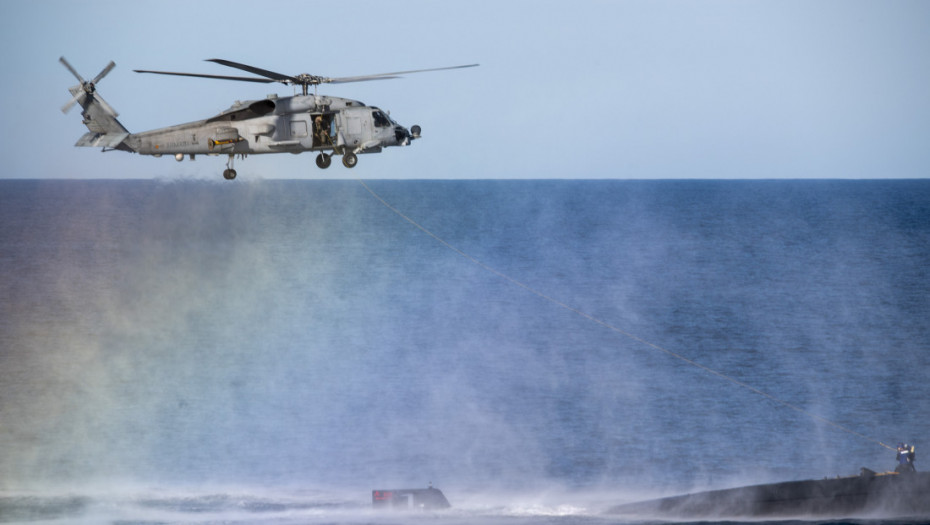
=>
[394,125,419,146]
[394,126,407,142]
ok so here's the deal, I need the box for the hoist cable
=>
[356,179,895,451]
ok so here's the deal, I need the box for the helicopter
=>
[60,57,477,179]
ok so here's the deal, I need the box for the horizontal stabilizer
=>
[75,131,130,148]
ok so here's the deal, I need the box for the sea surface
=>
[1,179,928,524]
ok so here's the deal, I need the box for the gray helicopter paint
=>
[128,95,385,155]
[61,57,476,178]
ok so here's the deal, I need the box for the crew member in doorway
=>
[314,115,332,146]
[895,443,916,473]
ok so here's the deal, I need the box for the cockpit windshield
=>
[372,110,392,128]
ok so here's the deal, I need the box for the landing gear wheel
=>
[342,152,358,168]
[316,153,332,169]
[224,154,238,180]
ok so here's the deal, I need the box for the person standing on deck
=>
[895,443,916,473]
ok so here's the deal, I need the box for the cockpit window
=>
[373,110,391,128]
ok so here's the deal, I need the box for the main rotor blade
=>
[328,64,479,84]
[327,76,401,85]
[92,61,116,85]
[133,69,277,84]
[59,56,85,83]
[206,59,297,83]
[133,61,479,89]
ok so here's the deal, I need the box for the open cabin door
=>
[312,113,336,149]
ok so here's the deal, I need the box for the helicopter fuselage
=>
[129,94,416,158]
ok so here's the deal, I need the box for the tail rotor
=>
[60,56,118,117]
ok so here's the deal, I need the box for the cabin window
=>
[290,120,308,138]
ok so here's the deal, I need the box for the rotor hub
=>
[295,73,325,86]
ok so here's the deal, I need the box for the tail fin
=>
[60,57,133,151]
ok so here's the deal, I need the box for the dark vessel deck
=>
[372,487,451,510]
[608,469,930,520]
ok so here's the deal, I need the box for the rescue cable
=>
[357,179,895,452]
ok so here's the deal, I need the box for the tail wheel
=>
[342,152,358,168]
[316,153,332,169]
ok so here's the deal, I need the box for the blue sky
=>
[1,0,928,179]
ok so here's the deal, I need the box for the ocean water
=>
[1,179,928,524]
